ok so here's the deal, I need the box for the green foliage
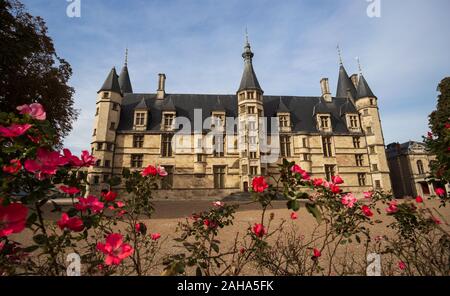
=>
[0,0,77,143]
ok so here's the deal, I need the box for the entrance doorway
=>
[420,182,430,195]
[243,182,249,192]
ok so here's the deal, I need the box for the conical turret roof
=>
[98,67,122,94]
[238,41,263,93]
[336,65,357,98]
[356,74,376,99]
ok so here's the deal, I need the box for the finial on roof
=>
[245,27,249,44]
[125,48,128,66]
[355,56,362,74]
[337,44,343,66]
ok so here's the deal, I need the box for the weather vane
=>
[355,56,362,74]
[337,44,343,66]
[245,27,249,44]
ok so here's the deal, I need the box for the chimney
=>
[320,78,332,102]
[350,74,359,88]
[156,73,166,99]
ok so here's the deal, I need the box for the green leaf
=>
[287,199,300,211]
[211,243,220,253]
[305,203,322,223]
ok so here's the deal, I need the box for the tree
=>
[0,0,78,143]
[426,77,450,187]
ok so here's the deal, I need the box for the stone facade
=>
[386,141,446,198]
[87,42,392,200]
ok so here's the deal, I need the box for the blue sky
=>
[21,0,450,154]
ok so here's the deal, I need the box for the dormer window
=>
[133,111,148,131]
[320,116,329,128]
[102,92,110,99]
[317,114,332,132]
[162,112,175,130]
[211,112,226,129]
[135,112,146,125]
[346,114,360,131]
[279,115,289,127]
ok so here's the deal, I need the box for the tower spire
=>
[238,35,262,93]
[118,48,133,94]
[356,56,362,74]
[337,44,344,66]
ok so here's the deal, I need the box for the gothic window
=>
[322,137,333,157]
[162,113,174,130]
[135,112,146,126]
[417,160,425,174]
[369,146,376,154]
[325,165,335,182]
[104,160,111,168]
[130,154,143,168]
[109,122,116,130]
[213,135,224,157]
[355,154,364,166]
[302,138,308,147]
[250,166,258,176]
[358,173,366,186]
[375,180,381,189]
[366,126,373,134]
[213,166,226,189]
[161,134,173,157]
[133,135,144,148]
[280,135,291,157]
[320,116,329,128]
[112,103,119,111]
[93,176,100,184]
[372,164,379,171]
[279,115,289,128]
[248,106,256,114]
[250,152,257,159]
[349,115,359,128]
[196,154,205,162]
[353,137,361,148]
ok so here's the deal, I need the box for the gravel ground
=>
[9,199,450,275]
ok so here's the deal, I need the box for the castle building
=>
[386,141,440,198]
[88,41,392,199]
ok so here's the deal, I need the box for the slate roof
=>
[98,68,122,94]
[134,97,148,110]
[117,93,360,135]
[356,74,376,99]
[336,65,357,99]
[386,141,427,157]
[238,42,263,92]
[119,65,133,94]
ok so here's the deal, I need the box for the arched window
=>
[417,160,424,174]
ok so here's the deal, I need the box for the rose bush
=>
[1,103,448,276]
